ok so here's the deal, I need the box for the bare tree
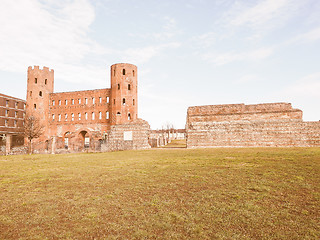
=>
[24,115,44,154]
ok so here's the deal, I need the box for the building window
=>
[45,79,47,85]
[122,69,125,75]
[92,97,95,104]
[106,111,109,119]
[58,114,61,121]
[59,100,61,105]
[99,111,102,119]
[65,100,68,105]
[92,112,95,120]
[52,100,55,106]
[15,111,17,117]
[71,113,74,121]
[85,98,88,104]
[128,84,131,90]
[15,102,18,109]
[39,91,42,97]
[114,69,116,76]
[35,78,37,84]
[5,120,8,127]
[133,70,135,77]
[65,114,68,121]
[85,112,88,120]
[128,113,131,120]
[78,98,81,104]
[78,113,81,120]
[72,99,74,105]
[24,104,26,110]
[52,114,55,121]
[6,100,9,107]
[133,99,135,106]
[14,120,17,127]
[99,97,102,103]
[122,98,125,105]
[118,84,120,90]
[30,91,32,97]
[117,112,121,116]
[107,97,109,103]
[5,110,9,117]
[114,99,115,105]
[34,104,36,109]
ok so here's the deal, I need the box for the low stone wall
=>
[102,119,150,151]
[187,119,320,148]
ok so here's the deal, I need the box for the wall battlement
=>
[188,102,299,116]
[187,102,303,122]
[28,66,54,72]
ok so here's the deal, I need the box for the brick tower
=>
[26,66,54,139]
[110,63,138,125]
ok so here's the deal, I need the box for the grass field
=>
[0,148,319,239]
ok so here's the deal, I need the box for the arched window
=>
[133,99,135,106]
[30,91,32,97]
[39,91,42,97]
[114,69,116,76]
[133,70,135,77]
[45,79,47,85]
[117,112,121,116]
[35,78,37,84]
[118,84,120,90]
[34,104,36,109]
[128,113,131,120]
[122,98,126,105]
[128,84,131,90]
[122,69,125,75]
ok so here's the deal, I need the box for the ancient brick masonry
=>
[0,93,26,154]
[26,63,150,153]
[186,103,320,148]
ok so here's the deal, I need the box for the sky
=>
[1,0,320,129]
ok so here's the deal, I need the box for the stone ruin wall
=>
[186,103,320,148]
[101,119,151,152]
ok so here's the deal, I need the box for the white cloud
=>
[191,32,216,48]
[203,47,274,66]
[281,72,320,99]
[292,27,320,43]
[230,0,290,27]
[220,0,304,40]
[123,42,181,65]
[0,0,108,78]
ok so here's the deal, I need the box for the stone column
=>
[51,136,56,154]
[5,134,12,155]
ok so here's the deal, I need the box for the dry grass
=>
[162,139,187,148]
[0,148,319,239]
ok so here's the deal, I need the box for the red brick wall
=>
[186,103,320,148]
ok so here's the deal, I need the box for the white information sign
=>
[124,131,133,141]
